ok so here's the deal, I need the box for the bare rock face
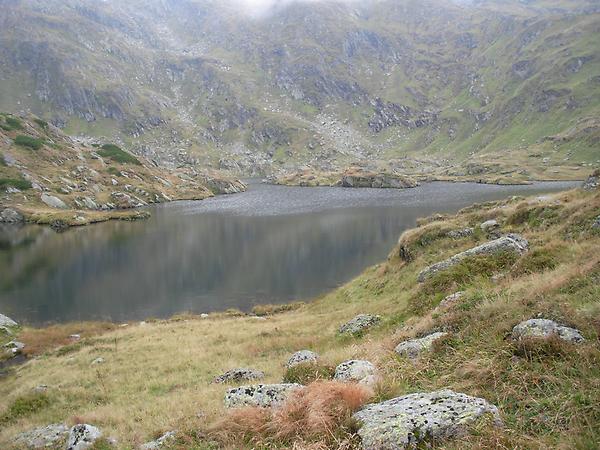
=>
[66,424,102,450]
[0,208,24,223]
[224,383,303,408]
[353,390,502,450]
[41,193,68,209]
[334,360,378,386]
[14,423,69,449]
[286,350,319,368]
[394,332,448,359]
[417,234,529,282]
[213,368,265,384]
[339,314,381,335]
[512,319,584,344]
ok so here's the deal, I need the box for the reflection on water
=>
[0,181,578,324]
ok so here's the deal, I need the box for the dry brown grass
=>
[212,381,372,447]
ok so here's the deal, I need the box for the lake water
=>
[0,180,578,325]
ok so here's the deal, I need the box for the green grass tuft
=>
[14,135,44,150]
[0,177,32,190]
[282,363,335,384]
[3,117,23,131]
[33,118,49,130]
[98,144,141,165]
[0,393,51,424]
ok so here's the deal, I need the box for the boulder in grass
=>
[394,332,448,359]
[333,360,378,387]
[66,424,102,450]
[353,390,502,450]
[0,313,18,328]
[286,350,319,368]
[339,314,381,335]
[213,368,265,384]
[224,383,303,408]
[511,319,584,344]
[140,431,177,449]
[14,423,69,449]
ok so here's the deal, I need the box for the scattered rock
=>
[0,208,24,224]
[512,319,584,344]
[286,350,319,368]
[582,169,599,190]
[0,313,18,328]
[395,332,448,359]
[14,423,69,449]
[439,291,464,308]
[91,357,105,365]
[339,314,381,335]
[66,424,102,450]
[447,228,473,239]
[41,193,68,209]
[334,360,378,386]
[353,390,502,450]
[213,368,265,384]
[480,219,499,232]
[592,215,600,229]
[4,340,25,355]
[140,431,177,449]
[69,334,81,341]
[418,234,529,282]
[224,383,303,408]
[33,385,49,393]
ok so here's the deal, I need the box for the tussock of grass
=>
[0,177,32,191]
[283,363,335,385]
[252,302,305,316]
[14,135,44,150]
[2,117,23,131]
[98,144,141,165]
[0,393,51,425]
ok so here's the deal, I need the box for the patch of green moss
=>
[98,144,141,165]
[14,135,44,150]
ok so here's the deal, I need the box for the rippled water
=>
[0,180,578,324]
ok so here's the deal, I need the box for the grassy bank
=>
[1,185,599,449]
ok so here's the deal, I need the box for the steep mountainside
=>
[0,0,598,176]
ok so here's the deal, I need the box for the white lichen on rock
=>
[353,390,502,450]
[14,423,69,449]
[333,360,378,386]
[394,332,448,359]
[224,383,303,408]
[213,368,265,384]
[66,424,102,450]
[339,314,381,335]
[286,350,319,368]
[512,319,584,344]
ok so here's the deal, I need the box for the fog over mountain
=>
[0,0,598,176]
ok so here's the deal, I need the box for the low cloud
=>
[232,0,366,17]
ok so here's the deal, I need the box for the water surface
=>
[0,181,577,324]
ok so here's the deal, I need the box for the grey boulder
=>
[394,332,448,359]
[213,368,265,384]
[14,423,69,449]
[41,194,68,209]
[447,228,473,239]
[418,234,528,282]
[480,219,500,232]
[339,314,381,335]
[0,208,24,223]
[512,319,584,344]
[353,390,502,450]
[66,424,102,450]
[334,360,378,386]
[286,350,319,368]
[140,431,177,449]
[224,383,303,408]
[0,313,18,328]
[582,169,599,190]
[4,340,25,355]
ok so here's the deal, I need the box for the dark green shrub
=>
[0,153,6,166]
[15,135,44,150]
[107,166,121,176]
[98,144,141,165]
[4,117,23,130]
[33,118,49,130]
[0,393,51,424]
[0,177,32,190]
[283,363,335,384]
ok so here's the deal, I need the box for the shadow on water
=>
[0,181,579,324]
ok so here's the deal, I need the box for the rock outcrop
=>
[353,390,502,449]
[512,319,585,344]
[204,177,247,195]
[140,431,177,449]
[394,332,448,359]
[224,383,303,408]
[0,313,18,328]
[333,360,378,386]
[582,169,599,190]
[67,424,102,450]
[339,314,381,335]
[286,350,319,368]
[14,424,69,449]
[341,172,417,189]
[213,368,265,384]
[418,234,529,282]
[0,208,24,223]
[447,228,473,239]
[40,193,68,209]
[480,219,500,232]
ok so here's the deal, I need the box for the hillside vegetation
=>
[0,0,598,175]
[0,180,598,449]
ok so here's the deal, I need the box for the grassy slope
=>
[0,185,599,449]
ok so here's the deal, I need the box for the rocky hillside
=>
[0,113,244,228]
[0,0,598,176]
[0,176,598,448]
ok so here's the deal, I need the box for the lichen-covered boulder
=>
[4,340,25,355]
[339,314,381,335]
[213,368,265,384]
[286,350,319,368]
[582,169,599,190]
[512,319,584,344]
[0,313,18,328]
[394,332,448,359]
[41,194,68,209]
[418,234,528,282]
[140,431,177,449]
[447,228,473,239]
[14,423,69,449]
[0,208,24,224]
[334,360,378,386]
[353,390,502,449]
[480,219,500,232]
[66,424,102,450]
[224,383,303,408]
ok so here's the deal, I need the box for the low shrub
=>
[283,363,335,384]
[4,116,23,130]
[15,135,44,150]
[98,144,141,165]
[0,177,32,190]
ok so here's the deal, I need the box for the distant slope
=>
[0,0,598,175]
